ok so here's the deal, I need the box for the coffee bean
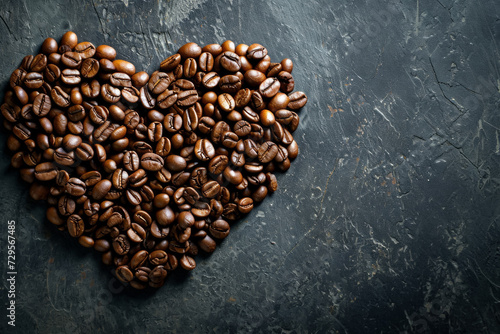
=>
[113,234,131,255]
[140,86,156,109]
[30,54,47,72]
[165,155,187,172]
[194,139,215,161]
[96,44,116,60]
[219,51,241,72]
[92,179,112,200]
[66,177,86,197]
[140,152,164,171]
[101,83,121,103]
[287,91,308,110]
[74,41,96,59]
[247,43,268,61]
[32,93,51,116]
[80,58,99,78]
[34,162,58,181]
[177,90,198,107]
[277,71,295,93]
[178,42,202,59]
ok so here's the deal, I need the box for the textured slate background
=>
[1,0,500,333]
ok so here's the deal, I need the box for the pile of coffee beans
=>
[1,32,307,289]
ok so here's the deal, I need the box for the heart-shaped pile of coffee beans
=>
[1,31,307,289]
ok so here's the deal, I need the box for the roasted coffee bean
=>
[140,86,156,109]
[32,93,51,116]
[219,51,241,72]
[24,71,43,89]
[148,71,171,95]
[92,179,112,200]
[147,121,163,142]
[164,155,186,172]
[209,219,230,239]
[51,86,71,107]
[208,155,229,174]
[201,180,220,199]
[258,141,278,163]
[219,75,241,93]
[34,162,58,181]
[101,83,121,103]
[96,44,117,60]
[197,235,216,253]
[131,71,149,87]
[259,77,280,98]
[194,139,215,161]
[67,214,84,238]
[287,91,308,110]
[75,41,96,59]
[157,90,177,109]
[66,177,86,197]
[177,90,198,107]
[30,53,48,72]
[247,43,268,61]
[116,265,134,283]
[141,152,164,171]
[113,234,131,255]
[81,58,100,78]
[110,72,132,87]
[183,106,199,131]
[127,223,147,243]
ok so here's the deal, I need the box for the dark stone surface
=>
[1,0,500,333]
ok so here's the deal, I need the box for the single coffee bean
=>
[201,180,221,199]
[178,42,202,59]
[165,155,187,172]
[65,177,86,197]
[101,83,121,103]
[287,91,308,110]
[157,90,177,109]
[67,214,84,238]
[219,51,241,72]
[148,71,171,95]
[75,142,94,161]
[177,90,198,107]
[141,152,164,171]
[259,77,280,98]
[92,179,112,200]
[247,43,268,61]
[113,234,131,255]
[209,219,230,239]
[115,265,134,283]
[80,58,100,78]
[277,71,295,93]
[179,255,196,271]
[74,41,96,59]
[131,71,149,87]
[127,223,147,243]
[30,54,48,72]
[160,53,181,71]
[34,162,58,181]
[194,139,215,161]
[140,86,156,109]
[197,235,216,253]
[24,72,44,89]
[32,93,51,116]
[96,44,116,60]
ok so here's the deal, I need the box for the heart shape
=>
[1,31,307,290]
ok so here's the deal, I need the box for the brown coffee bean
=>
[67,214,84,238]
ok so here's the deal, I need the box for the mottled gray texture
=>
[1,0,500,333]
